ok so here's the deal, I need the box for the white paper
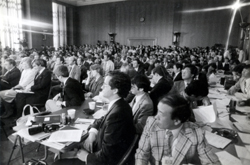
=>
[16,128,50,142]
[205,131,231,149]
[235,104,250,113]
[208,93,226,99]
[245,145,250,153]
[73,124,90,131]
[47,130,83,142]
[41,141,66,150]
[215,151,242,165]
[231,114,249,124]
[235,145,250,160]
[75,118,94,124]
[93,109,108,119]
[233,122,250,133]
[238,132,250,144]
[235,92,248,100]
[15,89,34,94]
[193,105,216,123]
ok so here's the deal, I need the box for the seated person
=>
[52,71,135,165]
[207,63,217,85]
[84,64,104,98]
[150,66,173,115]
[181,80,210,108]
[0,57,36,118]
[228,64,250,99]
[171,64,198,95]
[45,66,85,112]
[232,63,245,82]
[135,94,221,165]
[0,59,21,91]
[68,56,81,82]
[15,59,51,119]
[130,75,154,134]
[172,63,183,81]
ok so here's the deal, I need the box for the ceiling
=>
[56,0,126,6]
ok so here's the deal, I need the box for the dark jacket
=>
[173,72,183,82]
[0,67,21,90]
[30,68,51,103]
[150,78,172,115]
[87,98,135,165]
[63,77,85,107]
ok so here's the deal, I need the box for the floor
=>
[0,116,55,165]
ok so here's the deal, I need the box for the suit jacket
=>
[68,64,81,82]
[85,77,104,97]
[130,93,154,134]
[170,80,186,95]
[0,67,21,90]
[63,78,85,107]
[135,117,221,165]
[87,98,135,165]
[149,78,172,115]
[30,69,51,103]
[135,64,145,75]
[173,72,182,82]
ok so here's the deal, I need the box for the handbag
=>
[16,104,40,126]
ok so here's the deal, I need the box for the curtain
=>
[52,2,67,49]
[0,0,23,50]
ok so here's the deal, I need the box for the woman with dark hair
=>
[84,64,104,98]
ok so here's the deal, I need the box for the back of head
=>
[152,66,173,85]
[185,80,208,97]
[5,58,16,66]
[54,65,69,77]
[159,94,191,123]
[33,59,47,68]
[108,71,131,98]
[184,64,198,79]
[90,64,104,76]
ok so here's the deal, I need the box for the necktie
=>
[35,72,40,79]
[163,130,173,156]
[132,97,137,114]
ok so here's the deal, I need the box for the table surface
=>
[12,79,250,164]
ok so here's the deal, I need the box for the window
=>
[52,2,67,49]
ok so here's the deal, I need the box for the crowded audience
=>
[1,42,249,165]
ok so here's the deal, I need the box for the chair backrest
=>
[117,134,139,165]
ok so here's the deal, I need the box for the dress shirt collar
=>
[63,77,69,85]
[167,124,183,139]
[134,93,145,105]
[108,97,121,111]
[39,67,45,75]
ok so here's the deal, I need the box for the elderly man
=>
[135,94,221,165]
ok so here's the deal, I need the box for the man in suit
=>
[45,65,85,112]
[68,56,81,82]
[53,71,135,165]
[172,63,183,81]
[0,59,21,91]
[228,64,250,99]
[150,66,173,115]
[135,94,221,165]
[15,59,51,119]
[170,64,198,95]
[132,58,145,75]
[130,75,154,134]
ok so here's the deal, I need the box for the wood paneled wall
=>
[76,0,243,48]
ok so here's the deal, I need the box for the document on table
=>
[238,133,250,144]
[233,122,250,133]
[75,118,94,124]
[205,131,231,149]
[235,92,248,100]
[193,105,216,123]
[235,145,250,160]
[235,104,250,113]
[215,151,242,165]
[47,130,83,142]
[246,145,250,153]
[231,114,249,123]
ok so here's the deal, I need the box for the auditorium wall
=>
[22,0,53,49]
[76,0,244,48]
